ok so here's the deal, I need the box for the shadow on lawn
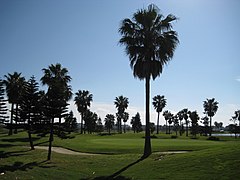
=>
[0,149,32,158]
[0,160,54,173]
[81,157,145,180]
[0,143,17,148]
[1,137,40,143]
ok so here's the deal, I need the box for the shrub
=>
[207,136,220,141]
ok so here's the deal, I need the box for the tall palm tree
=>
[4,72,25,135]
[152,95,166,134]
[119,4,179,157]
[114,95,129,133]
[203,98,219,136]
[41,63,71,160]
[74,90,93,134]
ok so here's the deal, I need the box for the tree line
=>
[0,63,146,160]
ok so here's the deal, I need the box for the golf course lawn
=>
[0,130,240,179]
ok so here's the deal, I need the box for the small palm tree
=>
[104,114,115,134]
[152,95,166,134]
[119,4,179,157]
[114,95,129,133]
[74,90,93,134]
[4,72,25,135]
[203,98,219,136]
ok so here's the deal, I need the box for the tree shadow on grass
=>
[0,149,32,158]
[34,140,49,146]
[0,143,17,148]
[81,176,131,180]
[108,157,145,179]
[0,160,55,174]
[81,157,145,180]
[1,137,40,143]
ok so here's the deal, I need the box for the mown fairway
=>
[0,129,240,179]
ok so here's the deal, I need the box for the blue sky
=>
[0,0,239,126]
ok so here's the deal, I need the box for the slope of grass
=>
[0,129,239,179]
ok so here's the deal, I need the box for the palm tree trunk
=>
[120,118,122,134]
[165,120,168,134]
[209,116,212,136]
[81,113,83,134]
[48,117,54,160]
[124,122,126,133]
[168,124,171,134]
[28,118,34,150]
[14,103,18,134]
[143,76,151,158]
[58,117,61,135]
[181,123,183,136]
[157,112,160,134]
[8,103,14,136]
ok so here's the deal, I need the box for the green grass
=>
[1,129,240,179]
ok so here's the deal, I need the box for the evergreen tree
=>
[104,114,115,134]
[189,111,199,138]
[131,112,142,133]
[64,111,77,134]
[0,79,8,124]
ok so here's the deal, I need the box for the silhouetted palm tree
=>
[41,63,72,135]
[114,95,129,133]
[4,72,25,135]
[152,95,166,134]
[203,98,219,136]
[104,114,115,134]
[119,4,179,157]
[41,63,71,160]
[74,90,93,134]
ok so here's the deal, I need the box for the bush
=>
[171,135,178,139]
[207,136,220,141]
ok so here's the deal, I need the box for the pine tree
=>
[0,79,8,124]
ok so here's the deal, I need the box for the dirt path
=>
[34,146,100,156]
[32,146,189,156]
